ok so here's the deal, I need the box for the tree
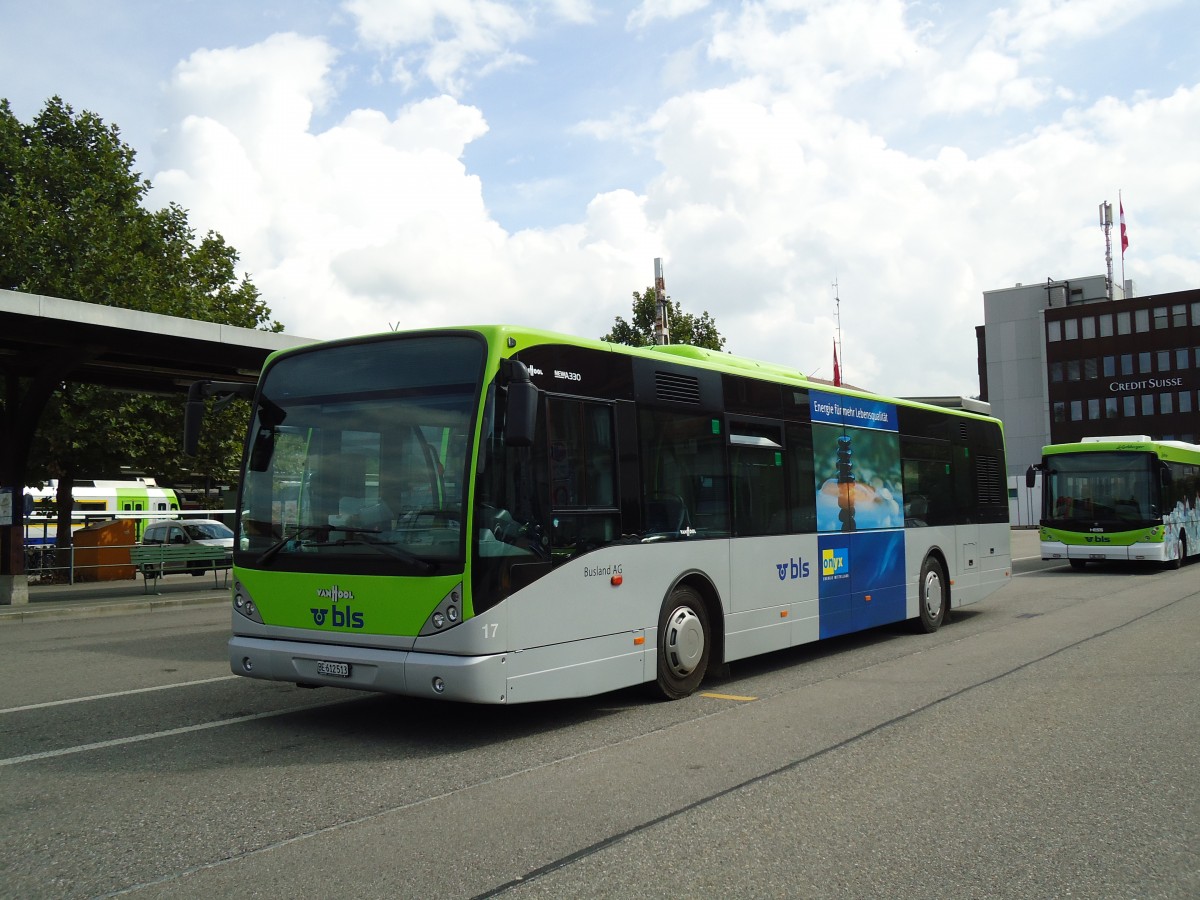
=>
[0,97,279,563]
[601,286,726,351]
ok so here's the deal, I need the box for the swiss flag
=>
[1120,198,1129,255]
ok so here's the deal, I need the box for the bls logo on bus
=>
[310,585,365,629]
[776,558,810,581]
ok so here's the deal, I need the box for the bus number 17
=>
[482,623,498,639]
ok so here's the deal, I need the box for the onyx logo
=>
[776,558,811,581]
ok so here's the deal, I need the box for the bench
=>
[128,544,232,593]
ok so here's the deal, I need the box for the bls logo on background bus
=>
[776,558,811,580]
[1085,535,1112,544]
[310,585,365,628]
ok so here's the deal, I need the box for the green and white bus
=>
[186,326,1012,704]
[1030,436,1200,569]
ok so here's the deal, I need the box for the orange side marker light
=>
[611,574,623,586]
[633,636,645,646]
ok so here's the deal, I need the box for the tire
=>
[1069,558,1087,571]
[1166,534,1185,570]
[914,555,948,633]
[651,585,711,700]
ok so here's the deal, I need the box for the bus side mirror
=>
[1025,465,1038,489]
[505,380,538,447]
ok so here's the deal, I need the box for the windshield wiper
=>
[255,525,329,567]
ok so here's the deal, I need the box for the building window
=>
[1141,394,1154,415]
[1103,356,1116,377]
[1193,303,1200,326]
[1154,307,1169,329]
[1121,354,1134,375]
[1158,350,1171,372]
[1047,320,1061,342]
[1118,311,1131,335]
[1124,396,1136,416]
[1139,352,1152,374]
[1195,347,1200,367]
[1064,318,1079,340]
[1070,400,1083,421]
[1161,393,1174,415]
[1049,362,1063,383]
[1177,349,1190,370]
[1173,305,1188,327]
[1088,398,1100,419]
[1081,317,1095,339]
[1067,360,1081,381]
[1099,314,1113,337]
[1084,358,1098,380]
[1181,392,1193,415]
[1053,402,1066,423]
[1105,397,1119,418]
[1135,309,1150,332]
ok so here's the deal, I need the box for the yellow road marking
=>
[700,692,757,702]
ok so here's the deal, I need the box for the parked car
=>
[140,519,234,576]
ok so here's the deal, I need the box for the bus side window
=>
[638,410,728,537]
[785,423,817,533]
[545,398,619,558]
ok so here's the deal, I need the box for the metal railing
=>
[22,510,235,585]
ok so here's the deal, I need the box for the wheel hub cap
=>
[665,607,705,676]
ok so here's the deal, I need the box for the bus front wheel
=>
[652,585,710,700]
[915,556,948,633]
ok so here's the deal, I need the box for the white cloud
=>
[708,0,924,94]
[988,0,1179,60]
[344,0,532,95]
[136,4,1200,398]
[627,0,711,30]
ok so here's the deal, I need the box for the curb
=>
[0,593,228,624]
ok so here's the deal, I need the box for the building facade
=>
[980,275,1200,483]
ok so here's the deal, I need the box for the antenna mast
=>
[653,258,669,345]
[1099,201,1114,300]
[833,276,843,377]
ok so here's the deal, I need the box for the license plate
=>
[316,660,351,678]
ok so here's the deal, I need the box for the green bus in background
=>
[1030,436,1200,569]
[187,326,1011,704]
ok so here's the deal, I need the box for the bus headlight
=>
[419,582,466,636]
[232,580,264,624]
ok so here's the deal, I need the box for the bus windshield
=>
[1044,451,1158,524]
[237,334,485,574]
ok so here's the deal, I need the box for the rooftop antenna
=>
[1099,201,1114,300]
[653,258,670,345]
[833,275,843,386]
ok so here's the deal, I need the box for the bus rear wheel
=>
[1167,533,1186,570]
[652,585,710,700]
[915,556,948,633]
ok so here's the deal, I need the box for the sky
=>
[3,0,1199,397]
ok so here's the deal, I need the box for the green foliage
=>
[1,96,279,529]
[601,286,726,352]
